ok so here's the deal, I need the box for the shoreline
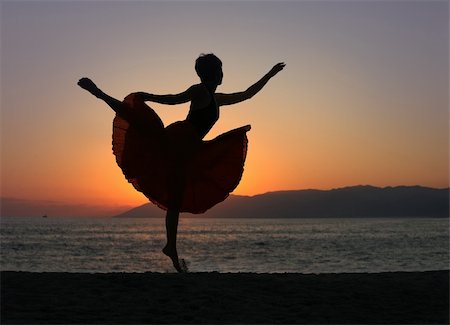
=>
[2,270,449,324]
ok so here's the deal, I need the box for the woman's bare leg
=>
[162,209,187,273]
[77,78,125,115]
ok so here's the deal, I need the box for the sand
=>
[1,270,448,324]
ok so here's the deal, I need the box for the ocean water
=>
[1,217,448,273]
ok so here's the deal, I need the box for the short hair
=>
[195,53,222,83]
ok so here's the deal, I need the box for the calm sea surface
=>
[1,217,448,273]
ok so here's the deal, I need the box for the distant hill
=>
[114,185,449,218]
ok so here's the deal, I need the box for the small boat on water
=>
[42,215,48,218]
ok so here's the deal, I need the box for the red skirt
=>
[112,94,251,214]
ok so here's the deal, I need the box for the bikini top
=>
[186,87,219,139]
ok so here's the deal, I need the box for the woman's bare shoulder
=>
[189,84,211,110]
[189,83,208,95]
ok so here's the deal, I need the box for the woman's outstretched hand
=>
[268,62,286,78]
[77,77,102,98]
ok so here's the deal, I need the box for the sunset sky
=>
[1,1,448,215]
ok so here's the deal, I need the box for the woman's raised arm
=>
[216,62,285,107]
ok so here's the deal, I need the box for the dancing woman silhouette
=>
[78,54,285,272]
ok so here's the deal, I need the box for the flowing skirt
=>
[112,94,251,214]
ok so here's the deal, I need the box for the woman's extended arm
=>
[216,62,285,106]
[133,86,194,105]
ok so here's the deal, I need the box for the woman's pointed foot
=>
[77,77,102,98]
[163,246,188,273]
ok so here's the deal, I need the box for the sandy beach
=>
[1,270,448,324]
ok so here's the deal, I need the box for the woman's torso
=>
[186,85,219,139]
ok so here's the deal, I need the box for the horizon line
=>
[2,184,448,204]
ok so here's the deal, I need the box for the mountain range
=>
[114,185,449,218]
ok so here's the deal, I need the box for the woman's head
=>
[195,53,223,86]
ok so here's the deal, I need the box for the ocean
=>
[1,217,448,273]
